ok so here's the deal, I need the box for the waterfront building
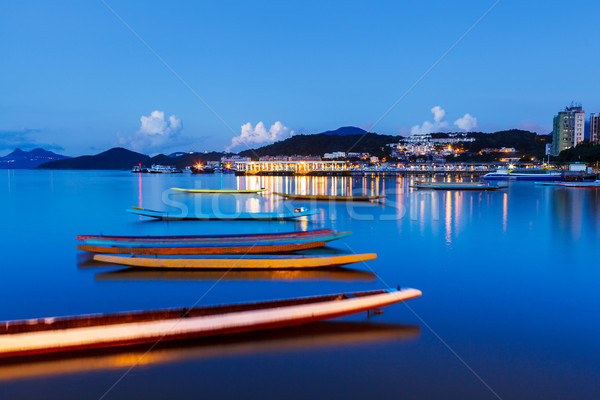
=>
[552,104,585,155]
[323,151,347,159]
[590,113,600,144]
[221,155,251,166]
[236,160,347,173]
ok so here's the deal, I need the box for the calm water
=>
[0,170,599,399]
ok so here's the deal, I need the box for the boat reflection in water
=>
[0,321,419,382]
[95,267,376,282]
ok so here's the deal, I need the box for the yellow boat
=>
[274,192,387,202]
[93,253,377,269]
[171,188,267,194]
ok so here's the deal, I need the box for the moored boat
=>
[78,241,328,255]
[273,192,387,201]
[171,188,267,194]
[79,232,352,247]
[0,288,420,358]
[148,165,182,174]
[555,181,600,188]
[483,168,562,181]
[126,206,320,220]
[77,229,337,242]
[93,253,377,269]
[410,183,507,191]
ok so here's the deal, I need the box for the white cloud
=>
[453,113,478,131]
[226,121,294,151]
[122,110,183,153]
[411,106,450,135]
[431,106,446,123]
[411,106,479,134]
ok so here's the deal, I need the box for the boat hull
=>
[78,241,327,255]
[410,184,507,191]
[0,289,421,358]
[77,229,335,242]
[273,192,387,201]
[172,188,266,194]
[93,253,377,269]
[126,207,320,220]
[483,173,562,181]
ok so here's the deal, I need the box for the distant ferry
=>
[131,165,149,173]
[483,168,562,181]
[148,165,182,174]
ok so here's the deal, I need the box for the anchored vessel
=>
[0,288,421,358]
[126,207,319,220]
[92,253,377,269]
[171,188,267,194]
[273,192,387,201]
[483,168,562,181]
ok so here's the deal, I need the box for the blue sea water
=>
[0,170,599,399]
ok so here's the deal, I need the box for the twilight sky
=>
[1,0,599,156]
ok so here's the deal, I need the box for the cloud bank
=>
[122,110,183,153]
[411,106,478,135]
[226,121,293,151]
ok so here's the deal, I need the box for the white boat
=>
[148,165,182,174]
[483,168,562,181]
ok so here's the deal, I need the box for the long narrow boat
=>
[0,288,421,358]
[77,229,335,242]
[78,241,328,255]
[171,188,267,194]
[414,180,484,186]
[534,181,562,186]
[555,181,600,188]
[80,232,352,247]
[93,253,377,269]
[410,184,507,191]
[127,207,320,220]
[273,192,387,202]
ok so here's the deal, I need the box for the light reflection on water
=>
[0,171,599,399]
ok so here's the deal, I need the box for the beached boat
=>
[126,207,319,220]
[0,288,421,358]
[172,188,267,194]
[78,241,328,255]
[483,168,562,181]
[410,183,507,191]
[273,192,387,201]
[93,253,377,269]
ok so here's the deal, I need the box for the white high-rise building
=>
[590,113,600,144]
[552,104,585,155]
[574,108,585,146]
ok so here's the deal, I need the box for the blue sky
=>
[1,0,599,156]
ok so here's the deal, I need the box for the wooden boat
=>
[0,288,421,358]
[414,180,484,186]
[126,207,320,220]
[171,188,267,194]
[93,253,377,269]
[555,181,600,188]
[80,232,352,247]
[78,241,328,255]
[273,192,387,202]
[78,230,349,244]
[77,228,336,242]
[410,183,507,191]
[534,181,562,186]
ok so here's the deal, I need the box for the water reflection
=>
[95,267,376,282]
[0,322,419,382]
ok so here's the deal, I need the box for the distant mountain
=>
[37,148,150,170]
[320,126,368,136]
[0,148,71,169]
[37,148,230,170]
